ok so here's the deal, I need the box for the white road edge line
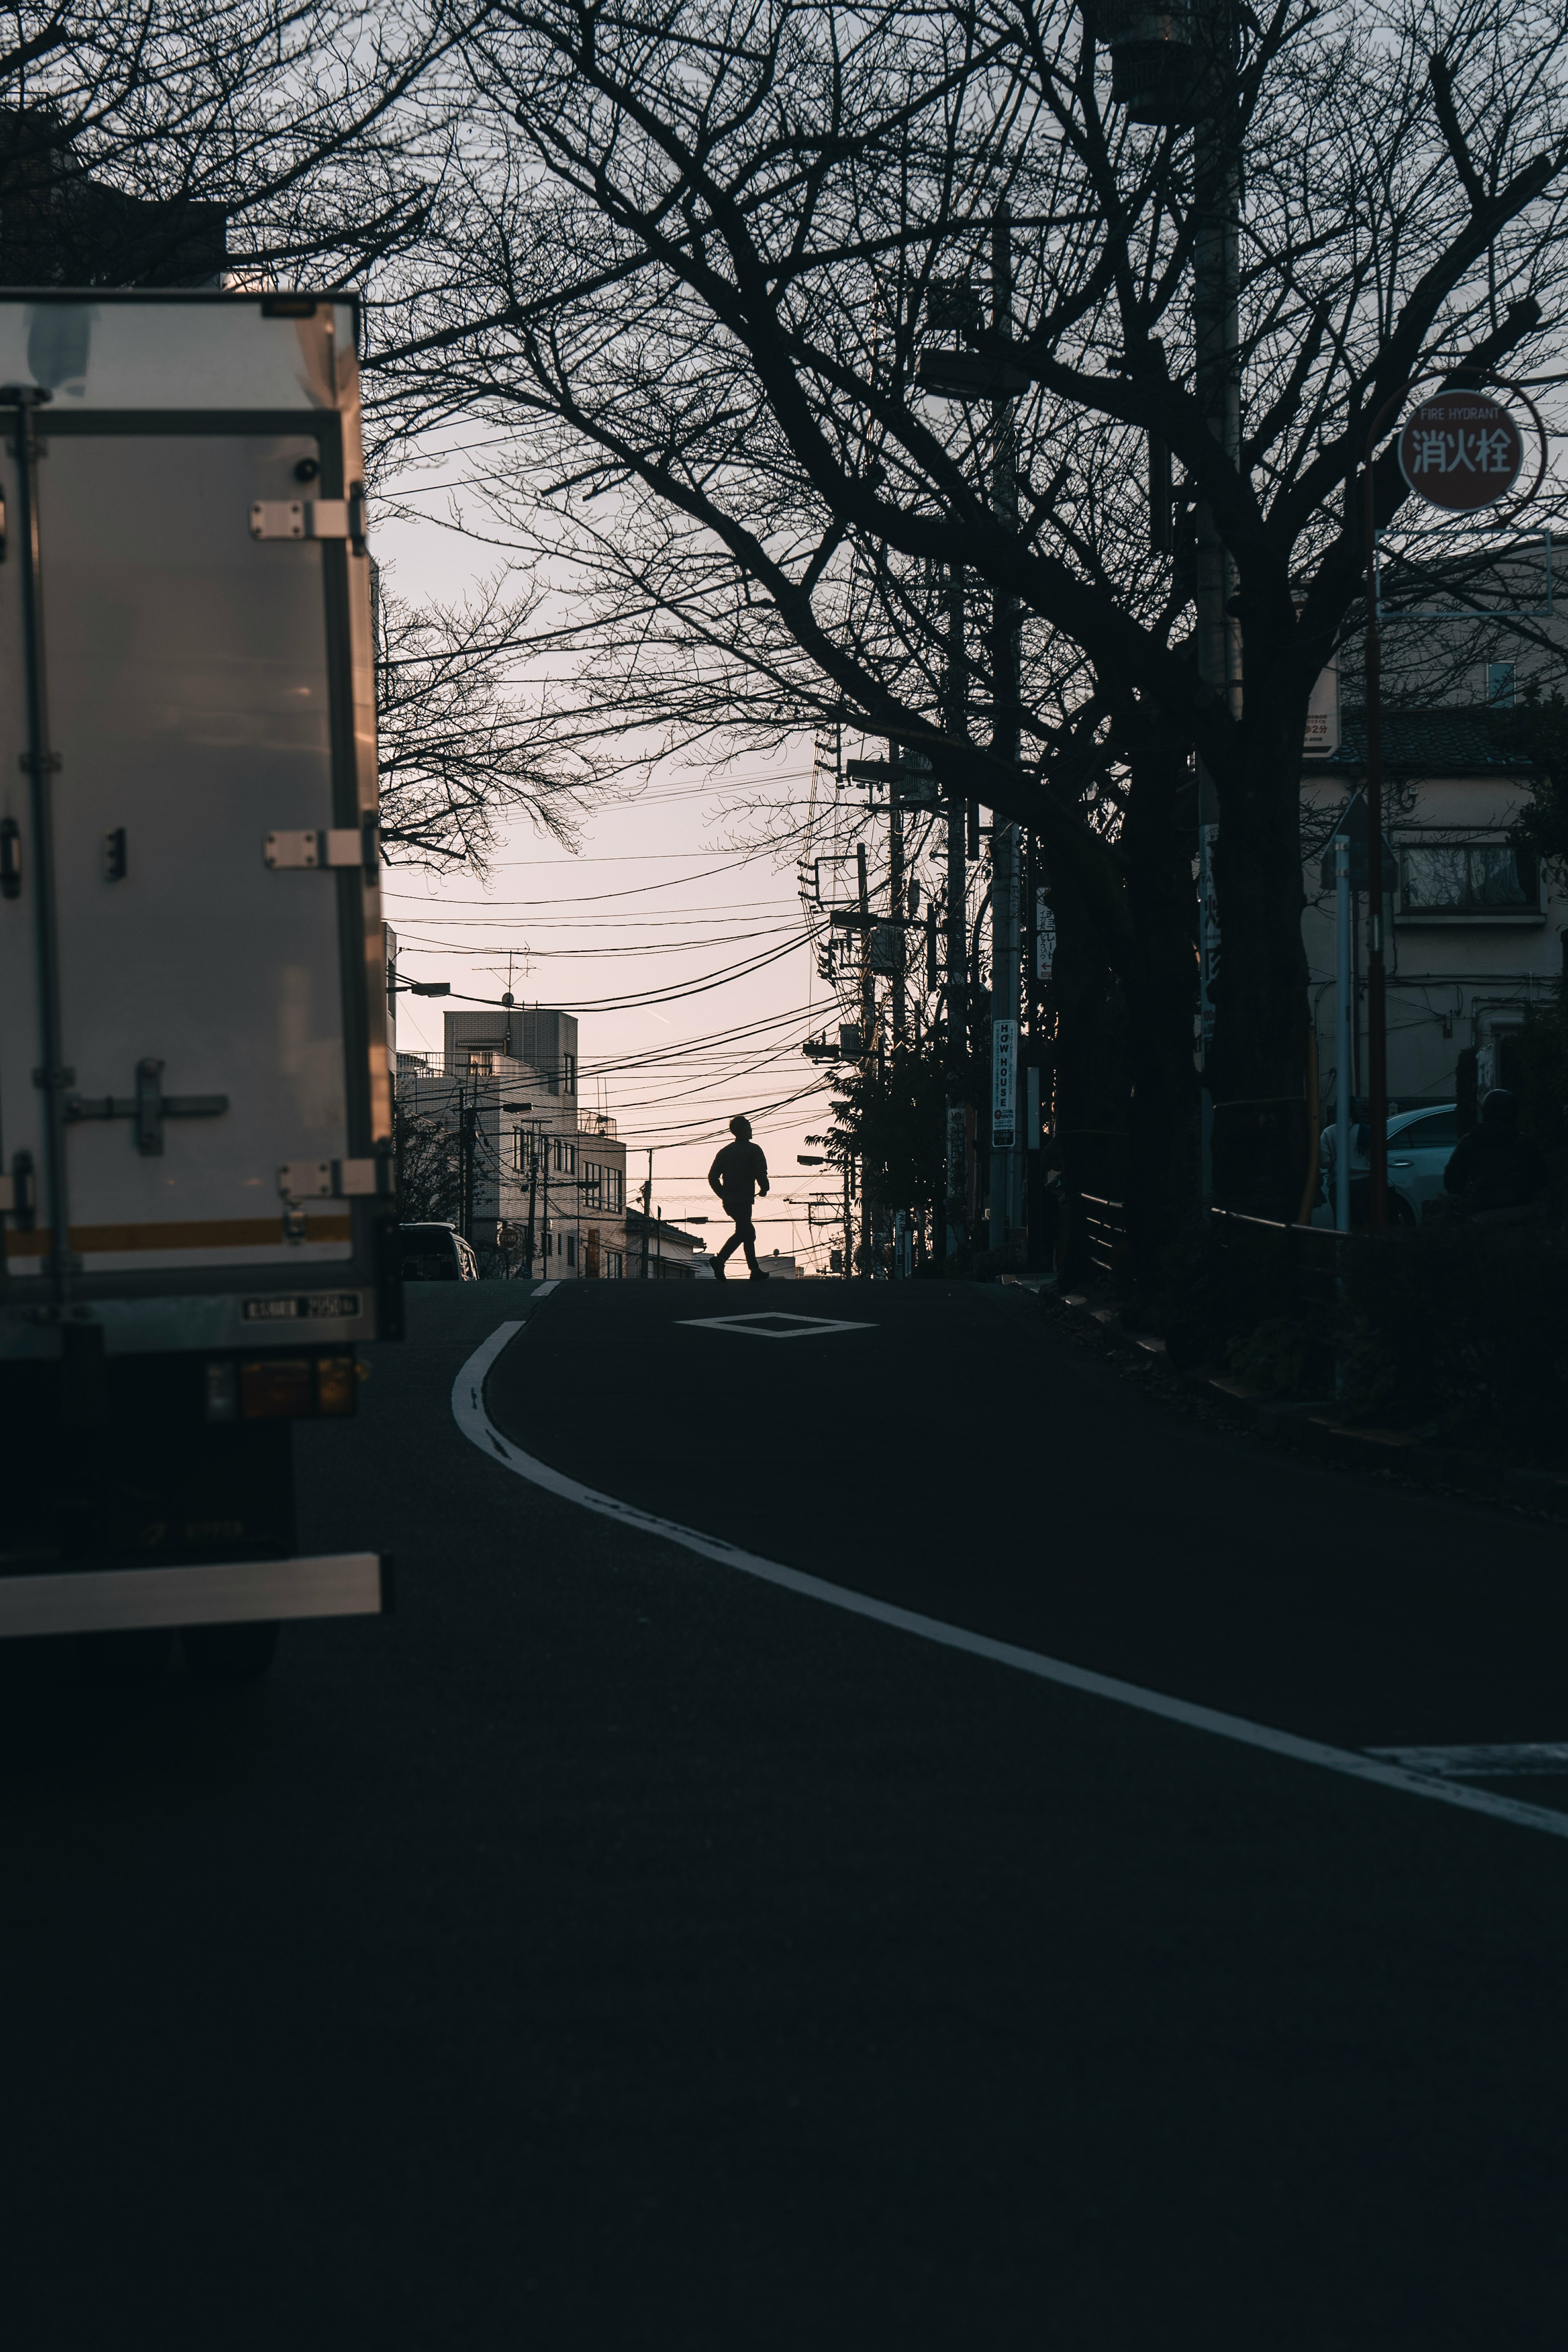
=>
[453,1320,1568,1845]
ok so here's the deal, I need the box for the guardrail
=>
[1081,1194,1129,1285]
[1209,1207,1347,1314]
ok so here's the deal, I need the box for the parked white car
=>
[1312,1103,1459,1227]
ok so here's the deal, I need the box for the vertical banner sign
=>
[1303,658,1340,756]
[991,1017,1017,1149]
[1035,893,1056,980]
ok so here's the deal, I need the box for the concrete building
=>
[396,1006,628,1278]
[1302,708,1562,1113]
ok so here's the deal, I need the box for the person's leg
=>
[741,1216,766,1277]
[714,1218,741,1271]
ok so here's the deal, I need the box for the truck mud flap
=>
[0,1552,390,1639]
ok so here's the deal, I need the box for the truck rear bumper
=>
[0,1552,389,1639]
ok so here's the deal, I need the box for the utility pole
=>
[523,1127,539,1273]
[855,838,880,1277]
[458,1085,478,1245]
[944,563,969,1259]
[888,739,906,1048]
[1193,2,1243,1194]
[989,203,1023,1254]
[855,839,875,1054]
[639,1149,653,1278]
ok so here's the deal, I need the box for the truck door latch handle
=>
[65,1058,229,1156]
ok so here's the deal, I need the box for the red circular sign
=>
[1397,392,1525,510]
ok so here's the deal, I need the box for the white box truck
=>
[0,290,398,1676]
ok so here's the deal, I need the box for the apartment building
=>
[1302,708,1564,1114]
[395,1006,629,1277]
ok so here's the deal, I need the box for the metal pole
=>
[989,206,1021,1248]
[459,1087,475,1244]
[7,385,70,1304]
[889,740,906,1049]
[944,563,968,1258]
[640,1149,652,1276]
[1193,36,1242,1195]
[525,1129,539,1272]
[1362,461,1389,1226]
[1335,837,1352,1232]
[856,840,875,1053]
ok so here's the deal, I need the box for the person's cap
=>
[1481,1088,1517,1123]
[728,1114,752,1137]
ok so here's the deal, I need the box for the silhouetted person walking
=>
[708,1116,769,1280]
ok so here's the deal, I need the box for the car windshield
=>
[1393,1109,1459,1150]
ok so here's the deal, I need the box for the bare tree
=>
[0,0,462,291]
[375,572,590,869]
[364,0,1568,1246]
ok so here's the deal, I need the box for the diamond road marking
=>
[675,1311,874,1339]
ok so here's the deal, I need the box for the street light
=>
[1086,2,1207,127]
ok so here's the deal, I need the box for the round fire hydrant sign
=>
[1396,391,1525,510]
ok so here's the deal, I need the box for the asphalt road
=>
[3,1277,1567,2349]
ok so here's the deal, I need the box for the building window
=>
[582,1163,602,1209]
[566,1233,577,1267]
[1400,842,1539,916]
[1487,661,1515,708]
[607,1252,624,1279]
[562,1054,577,1094]
[606,1167,624,1211]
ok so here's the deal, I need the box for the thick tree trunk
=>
[1121,734,1203,1301]
[1208,690,1312,1221]
[1049,887,1127,1289]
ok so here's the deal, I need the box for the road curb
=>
[1042,1289,1568,1521]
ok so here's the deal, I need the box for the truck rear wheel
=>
[180,1622,280,1682]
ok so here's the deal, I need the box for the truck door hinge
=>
[278,1156,395,1203]
[264,824,376,871]
[249,493,366,544]
[65,1058,229,1156]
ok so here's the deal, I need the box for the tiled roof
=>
[1310,708,1534,775]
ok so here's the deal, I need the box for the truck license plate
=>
[243,1292,362,1322]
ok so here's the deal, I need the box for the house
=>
[622,1210,706,1278]
[1301,708,1563,1113]
[396,1007,629,1278]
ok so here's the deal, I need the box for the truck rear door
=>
[0,292,395,1359]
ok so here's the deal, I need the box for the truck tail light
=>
[240,1358,314,1419]
[315,1356,355,1416]
[211,1354,360,1421]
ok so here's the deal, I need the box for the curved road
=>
[2,1277,1565,2350]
